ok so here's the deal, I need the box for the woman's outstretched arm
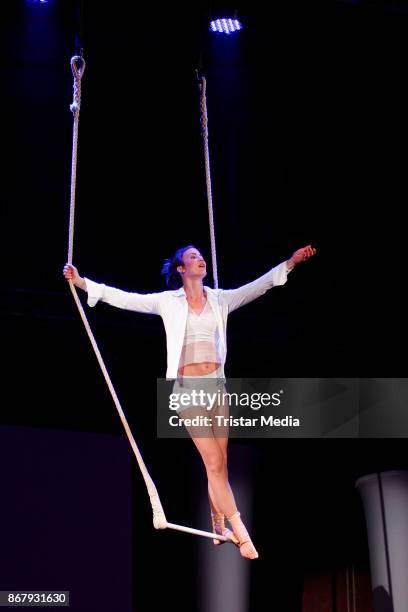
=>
[63,263,161,315]
[221,245,316,313]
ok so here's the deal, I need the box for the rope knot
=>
[70,55,86,80]
[70,55,86,116]
[153,515,168,530]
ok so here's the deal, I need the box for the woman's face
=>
[178,248,207,282]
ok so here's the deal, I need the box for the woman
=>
[63,243,316,560]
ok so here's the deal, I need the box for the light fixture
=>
[209,17,243,35]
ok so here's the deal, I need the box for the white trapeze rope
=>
[198,75,219,289]
[66,55,228,543]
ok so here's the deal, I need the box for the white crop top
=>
[178,301,222,368]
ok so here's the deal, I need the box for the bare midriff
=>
[177,361,221,376]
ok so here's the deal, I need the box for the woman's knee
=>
[203,449,225,475]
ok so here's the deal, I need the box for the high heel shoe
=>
[211,511,239,546]
[227,511,259,559]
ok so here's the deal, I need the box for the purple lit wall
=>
[0,426,132,612]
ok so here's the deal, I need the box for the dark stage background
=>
[2,1,408,611]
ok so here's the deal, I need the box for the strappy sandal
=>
[211,511,239,546]
[227,511,259,559]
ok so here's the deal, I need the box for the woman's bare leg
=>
[180,401,258,559]
[207,436,239,545]
[189,433,258,559]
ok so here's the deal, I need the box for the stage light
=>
[209,17,243,35]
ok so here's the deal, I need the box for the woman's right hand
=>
[63,263,87,290]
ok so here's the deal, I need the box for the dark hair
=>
[161,245,197,289]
